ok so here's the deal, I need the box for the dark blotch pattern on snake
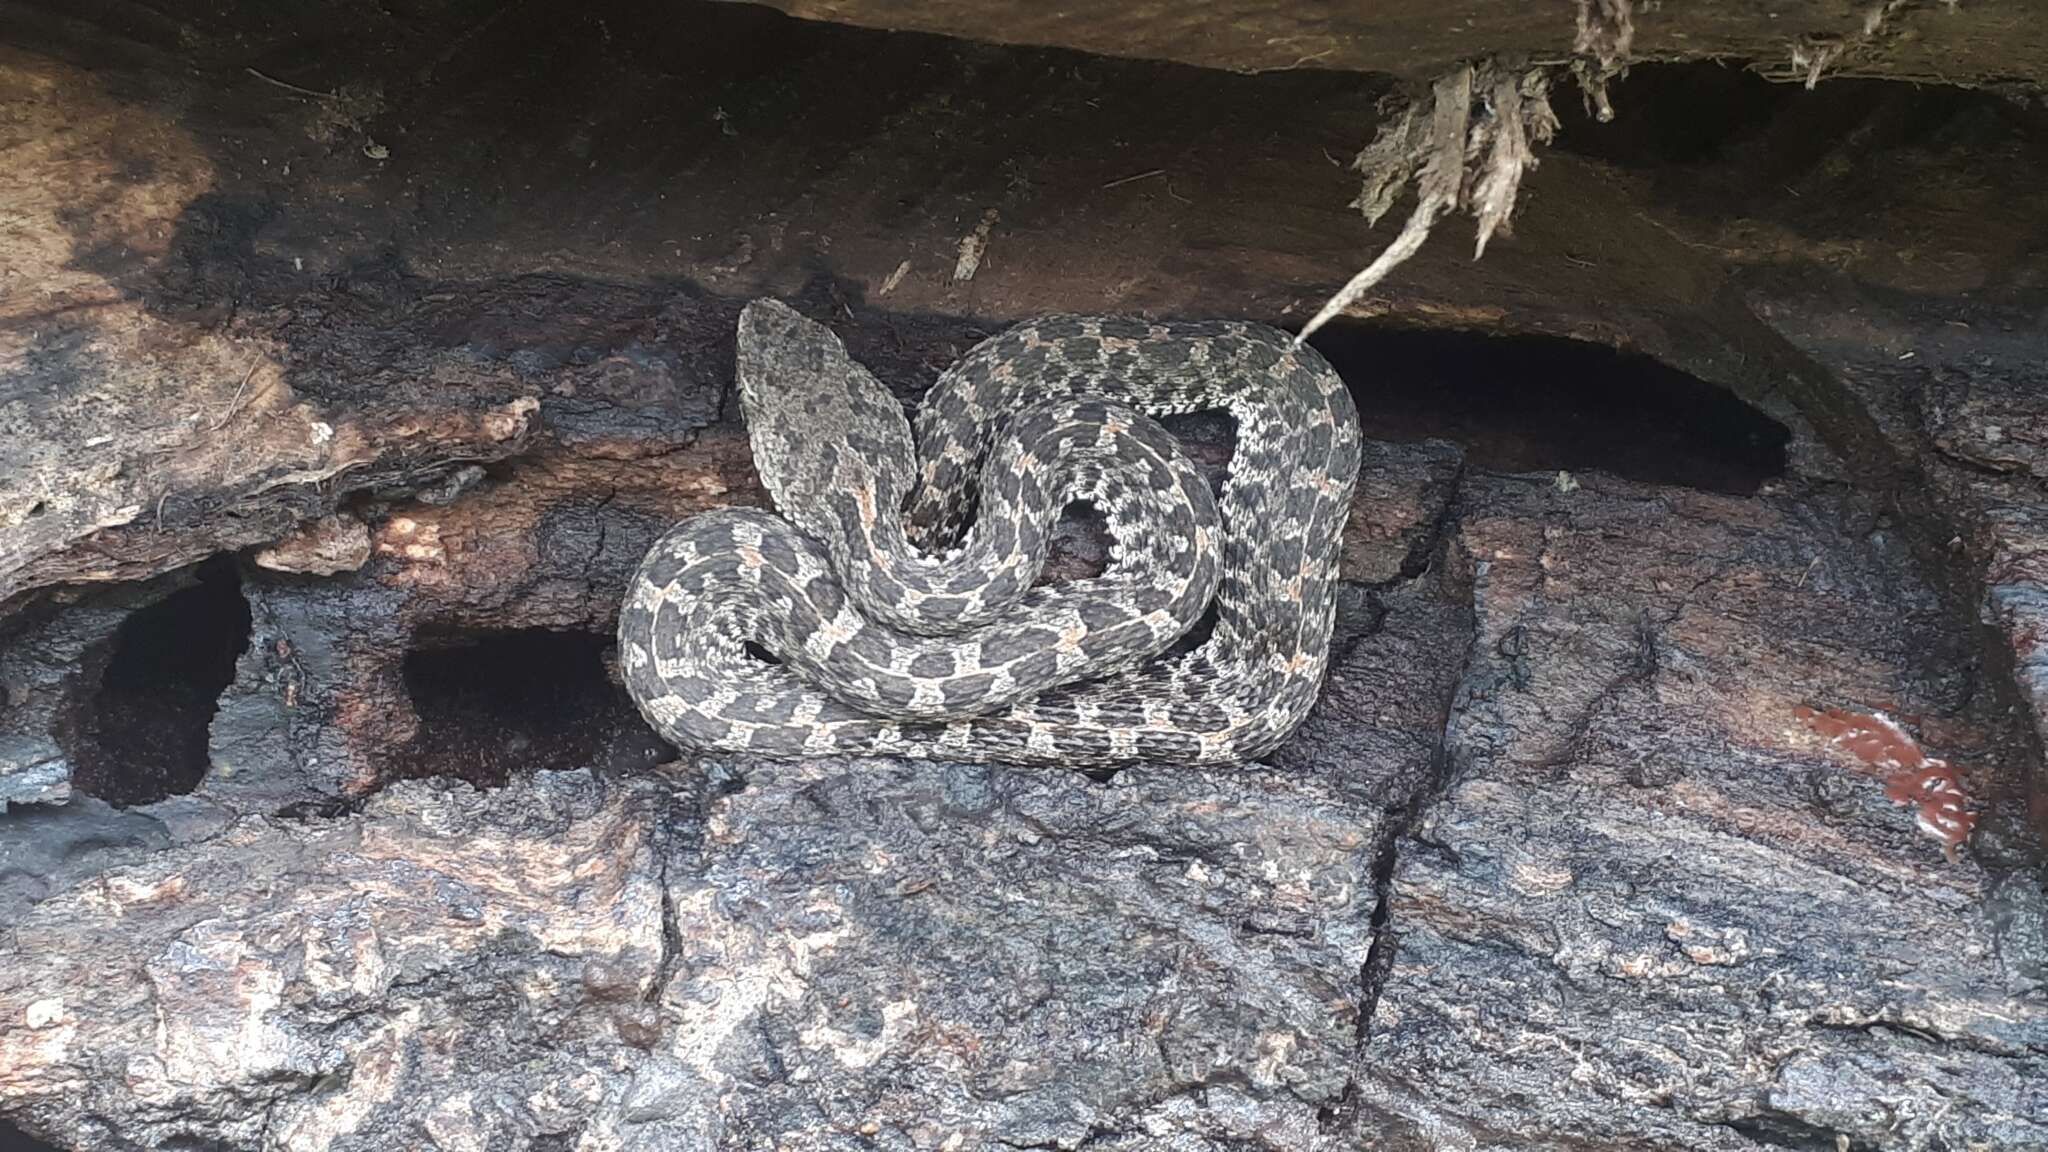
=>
[618,299,1362,765]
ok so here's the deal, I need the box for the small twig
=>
[207,358,268,432]
[1100,169,1165,190]
[244,67,339,101]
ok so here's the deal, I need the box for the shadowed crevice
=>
[1307,323,1791,496]
[1,1115,69,1151]
[54,556,251,808]
[394,627,671,789]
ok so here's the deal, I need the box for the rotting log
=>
[2,2,2047,1149]
[0,0,1861,616]
[726,0,2048,91]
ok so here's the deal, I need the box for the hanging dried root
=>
[1770,0,1931,89]
[1571,0,1634,120]
[1294,60,1560,345]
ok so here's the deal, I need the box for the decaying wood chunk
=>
[2,3,2046,1150]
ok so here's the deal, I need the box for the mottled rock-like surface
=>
[0,565,244,812]
[639,758,1381,1150]
[1740,283,2048,837]
[0,426,1475,1150]
[0,687,1448,1149]
[1355,474,2048,1150]
[1,772,669,1152]
[0,794,172,926]
[10,467,2044,1151]
[1340,441,1464,586]
[0,594,127,810]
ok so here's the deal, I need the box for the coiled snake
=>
[618,299,1361,765]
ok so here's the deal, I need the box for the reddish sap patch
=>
[1793,705,1977,862]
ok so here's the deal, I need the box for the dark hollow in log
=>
[0,1119,63,1152]
[51,557,249,808]
[394,626,674,789]
[1318,326,1793,495]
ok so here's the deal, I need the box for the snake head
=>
[735,299,916,543]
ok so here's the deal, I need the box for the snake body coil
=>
[619,299,1361,765]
